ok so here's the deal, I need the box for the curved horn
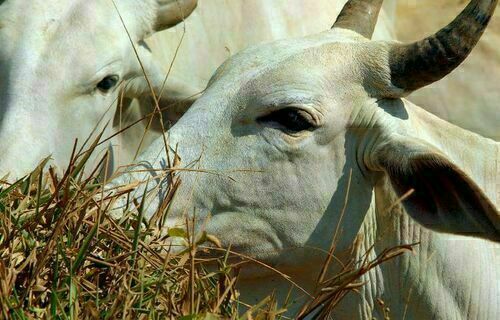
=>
[389,0,498,92]
[332,0,384,39]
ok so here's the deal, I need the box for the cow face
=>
[120,0,499,277]
[130,29,401,271]
[166,30,378,265]
[0,0,197,178]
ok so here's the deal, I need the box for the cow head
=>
[116,0,499,274]
[0,0,197,179]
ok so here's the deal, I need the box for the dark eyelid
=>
[257,107,317,133]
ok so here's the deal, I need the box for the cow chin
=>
[199,210,324,279]
[206,211,282,258]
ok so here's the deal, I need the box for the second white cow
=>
[0,0,197,178]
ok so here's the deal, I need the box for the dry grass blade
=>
[0,130,413,319]
[0,134,287,319]
[297,243,417,319]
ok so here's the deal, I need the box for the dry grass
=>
[0,135,413,319]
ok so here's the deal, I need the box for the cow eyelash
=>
[257,107,317,133]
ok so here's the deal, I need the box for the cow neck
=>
[364,100,499,319]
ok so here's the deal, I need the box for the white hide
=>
[0,0,396,180]
[145,0,396,94]
[120,0,397,156]
[2,0,497,181]
[113,11,500,320]
[0,0,195,178]
[129,0,499,150]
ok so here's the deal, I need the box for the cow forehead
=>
[211,29,365,84]
[0,0,150,91]
[0,0,156,57]
[2,1,106,31]
[206,30,367,116]
[7,1,124,42]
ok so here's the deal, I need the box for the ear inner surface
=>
[373,138,499,242]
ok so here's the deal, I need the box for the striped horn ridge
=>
[389,0,499,93]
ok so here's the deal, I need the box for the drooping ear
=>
[370,135,499,242]
[155,0,197,32]
[122,43,199,120]
[125,43,200,95]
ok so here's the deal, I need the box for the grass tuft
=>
[0,136,412,319]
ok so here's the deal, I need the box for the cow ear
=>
[371,135,499,242]
[123,43,199,118]
[155,0,197,32]
[125,43,199,95]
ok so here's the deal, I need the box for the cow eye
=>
[96,75,119,93]
[257,107,316,133]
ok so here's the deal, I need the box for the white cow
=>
[129,0,499,154]
[0,0,398,180]
[0,0,197,179]
[113,0,500,318]
[2,0,497,180]
[121,0,398,157]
